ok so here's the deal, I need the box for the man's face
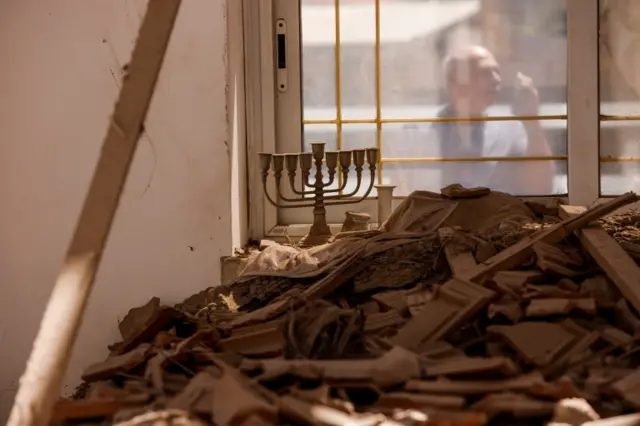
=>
[451,51,502,114]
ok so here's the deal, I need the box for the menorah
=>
[259,142,378,247]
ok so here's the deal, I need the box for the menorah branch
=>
[322,169,350,194]
[274,174,308,203]
[325,167,364,200]
[325,168,377,206]
[261,176,315,208]
[289,173,314,196]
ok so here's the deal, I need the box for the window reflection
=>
[301,0,568,196]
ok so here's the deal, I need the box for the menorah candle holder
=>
[259,142,378,247]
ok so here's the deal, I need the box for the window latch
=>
[276,19,287,93]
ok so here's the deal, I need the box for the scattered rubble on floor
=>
[55,188,640,426]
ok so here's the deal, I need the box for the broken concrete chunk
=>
[523,284,583,299]
[119,297,161,341]
[167,371,215,416]
[525,298,597,317]
[417,341,467,362]
[533,241,586,277]
[118,298,187,353]
[583,413,640,426]
[82,343,152,382]
[441,184,490,199]
[611,369,640,410]
[599,326,634,347]
[488,321,586,367]
[392,278,494,350]
[425,356,519,378]
[243,346,420,389]
[557,277,580,292]
[209,367,278,426]
[219,324,283,357]
[615,299,640,332]
[376,392,465,410]
[52,394,150,422]
[471,392,555,419]
[580,275,618,308]
[488,301,524,323]
[279,395,403,426]
[491,270,545,297]
[364,310,405,333]
[372,290,408,315]
[438,227,478,278]
[550,398,600,426]
[406,372,546,396]
[405,287,439,317]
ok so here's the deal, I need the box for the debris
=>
[550,398,600,426]
[560,205,640,314]
[63,190,640,425]
[441,184,491,199]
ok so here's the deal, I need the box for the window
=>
[244,0,635,239]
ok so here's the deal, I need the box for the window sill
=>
[265,223,374,243]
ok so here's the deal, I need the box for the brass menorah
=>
[259,142,378,247]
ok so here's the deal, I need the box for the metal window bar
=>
[375,0,383,183]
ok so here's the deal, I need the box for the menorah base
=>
[298,223,332,248]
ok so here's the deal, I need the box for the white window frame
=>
[243,0,635,241]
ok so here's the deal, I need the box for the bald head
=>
[442,45,502,115]
[443,46,494,84]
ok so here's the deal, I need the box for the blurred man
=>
[396,45,556,195]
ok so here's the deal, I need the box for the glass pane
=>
[384,161,567,197]
[599,0,640,195]
[380,120,567,196]
[303,123,337,153]
[600,121,640,196]
[301,0,337,120]
[339,2,376,120]
[380,0,567,119]
[599,0,640,116]
[342,123,377,151]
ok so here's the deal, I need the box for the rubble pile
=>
[54,190,640,426]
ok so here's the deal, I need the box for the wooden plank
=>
[7,2,182,425]
[559,204,640,314]
[438,227,477,278]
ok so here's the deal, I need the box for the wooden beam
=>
[559,205,640,314]
[7,1,182,425]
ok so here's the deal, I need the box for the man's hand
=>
[512,72,539,116]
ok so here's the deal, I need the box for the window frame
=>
[244,0,626,241]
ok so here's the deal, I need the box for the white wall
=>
[0,0,232,421]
